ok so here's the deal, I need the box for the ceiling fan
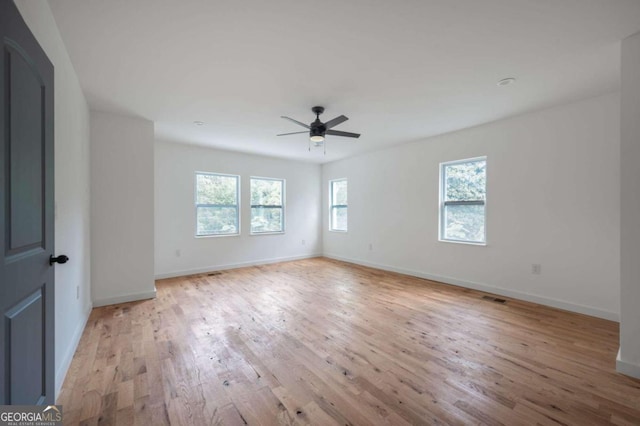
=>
[278,106,360,151]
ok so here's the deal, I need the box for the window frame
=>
[194,171,241,237]
[438,156,487,245]
[249,176,286,235]
[329,178,348,232]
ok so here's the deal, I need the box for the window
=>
[330,178,348,231]
[195,172,240,236]
[250,177,285,234]
[439,157,486,244]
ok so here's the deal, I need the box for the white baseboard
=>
[55,304,92,400]
[617,348,640,379]
[324,253,620,322]
[154,253,322,280]
[92,288,157,308]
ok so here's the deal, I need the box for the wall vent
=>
[207,272,222,276]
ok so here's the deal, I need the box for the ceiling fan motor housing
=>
[310,106,326,136]
[310,124,326,137]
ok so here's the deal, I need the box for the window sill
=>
[329,229,348,233]
[195,233,240,238]
[250,231,285,236]
[438,238,486,246]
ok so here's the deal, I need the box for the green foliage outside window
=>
[196,173,239,235]
[444,161,486,202]
[442,159,486,243]
[330,179,347,231]
[251,178,284,233]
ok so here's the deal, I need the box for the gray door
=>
[0,0,56,405]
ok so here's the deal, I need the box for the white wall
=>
[154,141,322,278]
[619,32,640,379]
[14,1,92,397]
[91,112,155,306]
[323,93,621,321]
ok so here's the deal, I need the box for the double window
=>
[250,177,285,234]
[195,172,240,236]
[195,173,286,236]
[330,179,348,232]
[439,157,486,244]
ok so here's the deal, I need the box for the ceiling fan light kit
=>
[278,106,361,154]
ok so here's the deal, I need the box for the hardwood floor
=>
[57,258,640,425]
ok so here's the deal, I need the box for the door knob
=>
[49,254,69,265]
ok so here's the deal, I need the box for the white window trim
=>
[329,178,348,233]
[438,156,487,246]
[249,176,286,235]
[194,171,241,238]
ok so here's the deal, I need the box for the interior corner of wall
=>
[616,347,640,380]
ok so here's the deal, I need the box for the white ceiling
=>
[49,0,640,164]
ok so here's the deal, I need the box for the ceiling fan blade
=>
[277,131,308,136]
[281,116,310,129]
[323,115,348,129]
[326,129,360,138]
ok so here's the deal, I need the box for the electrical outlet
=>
[532,264,541,275]
[76,285,79,300]
[369,243,373,251]
[301,240,305,245]
[176,249,181,257]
